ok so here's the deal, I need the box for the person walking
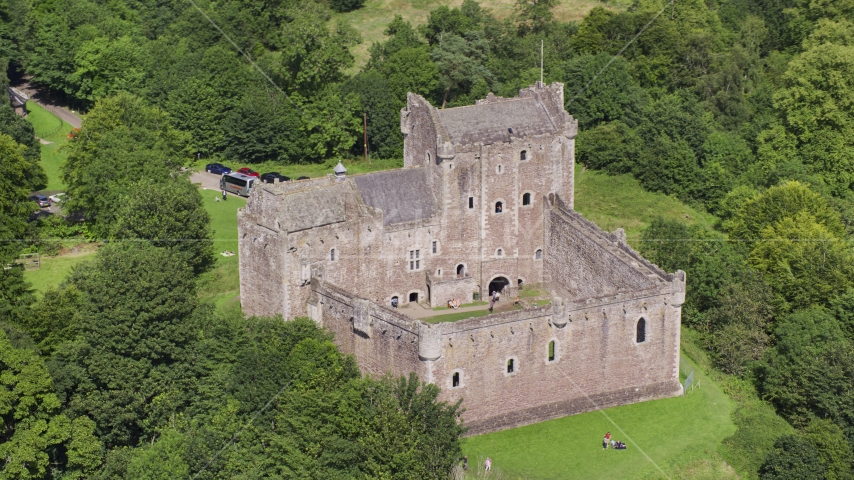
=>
[222,189,227,201]
[485,457,491,471]
[603,432,611,450]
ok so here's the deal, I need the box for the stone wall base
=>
[462,379,683,437]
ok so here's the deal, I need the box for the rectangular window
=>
[408,250,422,271]
[432,241,437,254]
[468,197,474,209]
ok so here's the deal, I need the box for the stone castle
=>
[238,82,685,435]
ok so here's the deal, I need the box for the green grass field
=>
[334,0,630,70]
[26,101,73,192]
[424,308,492,323]
[196,192,247,309]
[574,167,717,247]
[23,249,96,295]
[39,143,67,191]
[26,101,75,143]
[462,354,738,479]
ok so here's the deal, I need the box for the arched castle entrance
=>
[488,276,510,296]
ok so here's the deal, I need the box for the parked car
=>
[206,163,232,175]
[237,167,260,177]
[29,194,50,208]
[48,193,66,203]
[261,172,291,183]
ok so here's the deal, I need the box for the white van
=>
[220,172,256,197]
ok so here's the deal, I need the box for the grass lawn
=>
[334,0,631,70]
[433,300,488,311]
[26,101,73,192]
[26,101,75,143]
[39,143,67,191]
[23,250,96,295]
[574,166,717,248]
[423,308,492,323]
[197,191,246,309]
[462,354,738,479]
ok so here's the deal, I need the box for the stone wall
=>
[314,279,684,436]
[309,280,425,380]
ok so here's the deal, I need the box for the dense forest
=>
[2,0,854,476]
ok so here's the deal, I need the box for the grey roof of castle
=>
[437,97,557,145]
[353,168,435,225]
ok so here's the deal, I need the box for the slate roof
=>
[436,97,557,145]
[353,168,435,225]
[279,183,348,232]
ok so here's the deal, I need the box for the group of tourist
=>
[447,298,462,309]
[603,432,627,450]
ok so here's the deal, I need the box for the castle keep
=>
[238,82,685,435]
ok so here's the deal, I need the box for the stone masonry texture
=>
[237,82,685,435]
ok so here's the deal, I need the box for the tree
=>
[70,35,146,103]
[21,285,82,355]
[576,121,643,173]
[0,134,36,325]
[0,330,103,479]
[62,93,187,227]
[329,0,365,13]
[55,242,198,447]
[706,271,774,376]
[275,4,360,97]
[562,53,646,130]
[770,43,854,195]
[759,434,826,480]
[515,0,560,33]
[431,31,493,107]
[801,418,854,480]
[0,103,45,189]
[749,212,854,311]
[758,309,854,431]
[108,177,214,272]
[343,70,404,159]
[382,46,440,104]
[721,181,846,247]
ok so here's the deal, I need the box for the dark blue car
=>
[205,163,232,175]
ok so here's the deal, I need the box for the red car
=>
[237,167,260,177]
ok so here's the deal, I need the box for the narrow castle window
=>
[497,165,503,174]
[497,248,503,257]
[469,197,474,209]
[522,193,531,206]
[437,269,442,276]
[452,372,460,388]
[432,240,437,254]
[535,249,543,260]
[637,318,646,343]
[495,202,503,213]
[521,150,527,161]
[507,358,515,373]
[330,248,336,261]
[548,341,555,362]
